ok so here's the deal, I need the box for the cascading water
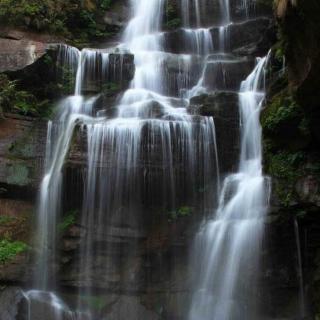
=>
[26,0,222,318]
[22,0,276,318]
[188,54,271,319]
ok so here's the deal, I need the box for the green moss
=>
[264,149,307,206]
[166,18,182,30]
[79,295,108,311]
[0,239,28,264]
[101,82,121,95]
[261,90,302,133]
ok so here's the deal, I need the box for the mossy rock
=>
[261,89,310,150]
[6,163,31,187]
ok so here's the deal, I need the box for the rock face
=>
[163,18,275,56]
[103,0,130,29]
[189,92,240,173]
[0,38,47,73]
[260,1,320,317]
[277,0,320,144]
[0,28,61,73]
[0,114,47,193]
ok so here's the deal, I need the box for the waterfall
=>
[27,0,221,318]
[188,53,271,320]
[21,0,277,318]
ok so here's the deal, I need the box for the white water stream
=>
[188,54,271,320]
[25,0,273,319]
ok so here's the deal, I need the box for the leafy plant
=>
[58,210,78,232]
[262,92,302,132]
[99,0,112,10]
[0,0,111,44]
[0,74,53,117]
[0,239,28,263]
[165,2,181,30]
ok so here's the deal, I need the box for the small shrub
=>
[0,74,53,117]
[58,210,77,232]
[0,239,28,263]
[262,91,302,132]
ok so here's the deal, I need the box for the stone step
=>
[163,0,272,29]
[201,58,254,91]
[75,51,135,94]
[162,17,274,56]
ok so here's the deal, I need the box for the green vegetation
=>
[165,2,181,30]
[0,0,114,45]
[261,91,302,133]
[168,206,193,222]
[102,82,121,95]
[0,216,15,225]
[0,74,53,117]
[0,239,28,263]
[79,295,108,311]
[265,149,305,205]
[58,210,78,232]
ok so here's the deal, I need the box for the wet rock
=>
[201,58,254,91]
[105,296,160,320]
[168,0,272,27]
[190,91,239,119]
[0,252,31,282]
[163,54,203,96]
[189,91,240,173]
[227,18,276,56]
[17,291,89,320]
[296,175,320,206]
[103,0,130,28]
[163,17,275,56]
[209,17,275,56]
[0,114,47,194]
[80,53,135,94]
[0,287,24,320]
[259,213,304,319]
